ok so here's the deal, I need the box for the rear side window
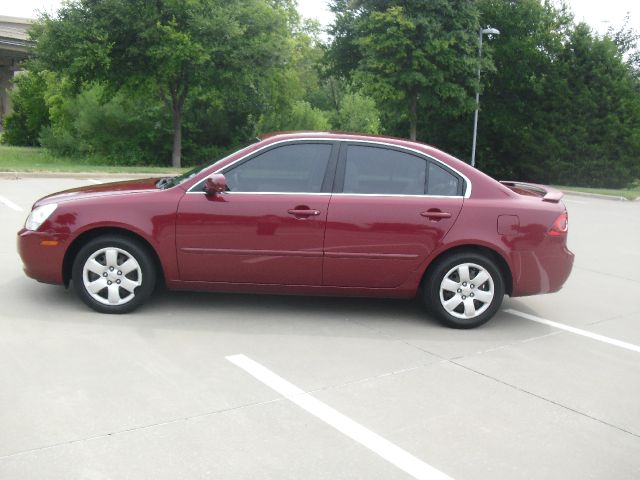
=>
[343,145,427,195]
[427,162,460,196]
[225,143,332,193]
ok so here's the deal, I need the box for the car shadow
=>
[147,288,432,328]
[20,278,553,355]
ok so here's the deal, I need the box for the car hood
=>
[34,177,163,207]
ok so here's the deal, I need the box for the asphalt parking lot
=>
[1,175,639,480]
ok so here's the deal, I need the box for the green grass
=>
[0,145,185,174]
[554,184,640,200]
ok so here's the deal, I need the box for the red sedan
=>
[17,132,573,328]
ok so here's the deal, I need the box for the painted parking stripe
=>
[87,179,103,184]
[0,194,23,212]
[227,354,453,480]
[504,309,640,354]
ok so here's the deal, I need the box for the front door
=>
[176,141,337,285]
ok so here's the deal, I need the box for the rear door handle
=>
[420,210,452,220]
[288,209,321,217]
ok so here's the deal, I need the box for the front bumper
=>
[17,229,69,285]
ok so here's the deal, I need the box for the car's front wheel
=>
[72,235,156,313]
[424,252,505,329]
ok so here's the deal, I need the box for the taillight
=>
[548,212,568,236]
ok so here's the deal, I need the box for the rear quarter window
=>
[427,162,461,196]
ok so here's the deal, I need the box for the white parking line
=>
[0,194,23,212]
[504,309,640,354]
[227,354,453,480]
[87,179,103,184]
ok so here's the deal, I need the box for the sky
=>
[2,0,639,36]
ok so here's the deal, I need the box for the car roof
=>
[257,131,437,149]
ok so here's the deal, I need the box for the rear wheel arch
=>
[420,244,513,296]
[63,227,165,288]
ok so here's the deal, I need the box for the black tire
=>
[423,251,505,329]
[72,235,156,314]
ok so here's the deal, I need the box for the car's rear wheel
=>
[72,235,156,313]
[424,252,505,328]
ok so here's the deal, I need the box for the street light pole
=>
[471,27,500,168]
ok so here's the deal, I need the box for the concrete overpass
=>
[0,15,33,130]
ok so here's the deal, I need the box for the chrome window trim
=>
[214,192,331,196]
[186,138,472,198]
[187,191,462,199]
[334,193,464,199]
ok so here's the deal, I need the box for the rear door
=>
[176,141,338,285]
[323,143,464,288]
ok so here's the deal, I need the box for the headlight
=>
[25,204,58,231]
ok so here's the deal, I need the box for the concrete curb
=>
[560,190,634,202]
[0,171,172,180]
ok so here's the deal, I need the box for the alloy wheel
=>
[439,262,495,319]
[82,247,142,305]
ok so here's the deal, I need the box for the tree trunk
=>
[171,104,182,169]
[409,90,418,141]
[168,82,188,169]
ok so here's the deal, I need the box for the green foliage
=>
[334,92,381,134]
[329,0,485,140]
[31,0,297,167]
[39,83,170,165]
[257,100,331,133]
[7,0,639,187]
[468,0,640,188]
[548,24,640,187]
[2,72,50,146]
[424,0,569,177]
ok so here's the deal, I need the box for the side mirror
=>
[204,174,226,195]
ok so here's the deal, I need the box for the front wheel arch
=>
[63,227,165,288]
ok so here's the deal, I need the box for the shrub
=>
[2,71,50,146]
[40,83,171,165]
[257,100,331,133]
[334,92,380,134]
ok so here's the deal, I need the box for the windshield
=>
[158,140,259,189]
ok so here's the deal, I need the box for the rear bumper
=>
[511,241,574,297]
[17,229,69,285]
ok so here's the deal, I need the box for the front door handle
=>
[288,208,321,217]
[420,210,452,220]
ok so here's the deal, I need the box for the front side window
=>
[343,145,427,195]
[225,143,332,193]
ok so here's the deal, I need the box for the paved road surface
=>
[1,176,639,479]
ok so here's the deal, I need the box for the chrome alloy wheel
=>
[439,262,494,319]
[82,247,142,306]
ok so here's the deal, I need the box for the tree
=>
[31,0,294,167]
[2,71,50,146]
[457,0,574,178]
[550,23,640,186]
[328,0,485,141]
[472,0,640,187]
[608,15,640,75]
